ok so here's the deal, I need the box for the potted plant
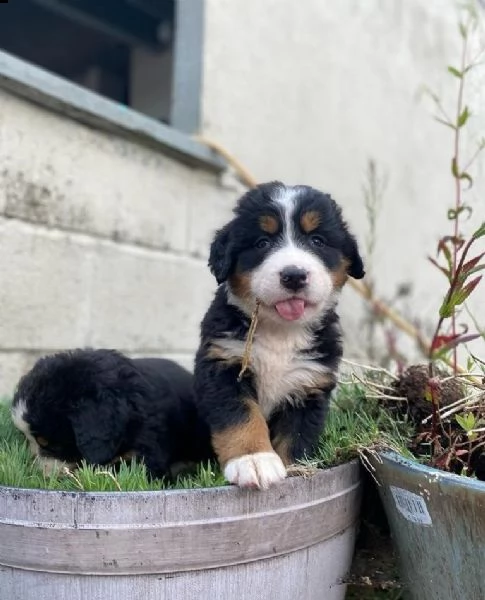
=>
[355,5,485,598]
[0,388,368,600]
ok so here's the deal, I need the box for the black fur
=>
[12,349,212,478]
[195,288,258,432]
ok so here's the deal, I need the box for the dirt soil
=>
[345,468,403,599]
[345,531,402,598]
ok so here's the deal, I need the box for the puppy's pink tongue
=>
[274,298,305,321]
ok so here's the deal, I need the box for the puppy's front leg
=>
[195,358,286,490]
[213,398,287,490]
[269,389,331,466]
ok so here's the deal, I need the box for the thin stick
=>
[341,358,399,380]
[466,427,485,435]
[441,373,484,381]
[365,394,408,401]
[358,380,397,391]
[193,135,259,189]
[437,399,484,423]
[350,371,395,395]
[422,390,484,423]
[237,300,261,382]
[358,450,381,486]
[436,389,483,415]
[349,279,431,354]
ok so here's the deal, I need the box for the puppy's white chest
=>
[215,327,331,418]
[251,329,324,417]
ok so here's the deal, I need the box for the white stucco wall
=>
[202,0,485,362]
[0,88,234,396]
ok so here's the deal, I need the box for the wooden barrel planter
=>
[0,460,361,600]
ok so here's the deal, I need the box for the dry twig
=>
[237,299,261,381]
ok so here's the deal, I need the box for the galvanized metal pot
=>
[370,451,485,600]
[0,461,361,600]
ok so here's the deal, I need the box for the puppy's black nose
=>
[280,266,308,291]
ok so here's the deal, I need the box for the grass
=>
[306,383,413,469]
[0,385,413,492]
[0,400,225,491]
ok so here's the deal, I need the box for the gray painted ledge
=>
[0,50,226,173]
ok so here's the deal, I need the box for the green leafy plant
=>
[426,4,485,370]
[422,3,485,459]
[354,3,485,479]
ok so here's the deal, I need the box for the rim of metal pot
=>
[377,450,485,492]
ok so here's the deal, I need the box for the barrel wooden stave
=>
[0,461,361,600]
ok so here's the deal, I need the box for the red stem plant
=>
[425,3,485,451]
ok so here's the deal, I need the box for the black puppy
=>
[194,181,365,490]
[12,349,212,478]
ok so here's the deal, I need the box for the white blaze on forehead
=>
[273,186,300,245]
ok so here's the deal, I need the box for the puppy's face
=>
[209,182,365,325]
[12,396,81,476]
[12,365,82,470]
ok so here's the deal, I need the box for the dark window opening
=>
[0,0,176,124]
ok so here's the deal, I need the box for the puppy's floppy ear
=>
[208,221,236,284]
[342,231,365,279]
[68,391,130,465]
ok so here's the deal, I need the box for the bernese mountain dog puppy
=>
[194,181,365,490]
[12,349,212,479]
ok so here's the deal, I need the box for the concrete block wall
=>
[0,88,234,397]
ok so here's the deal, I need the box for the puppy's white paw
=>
[224,452,287,490]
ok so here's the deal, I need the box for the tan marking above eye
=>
[300,210,321,233]
[259,215,279,235]
[35,436,49,448]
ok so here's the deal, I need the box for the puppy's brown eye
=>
[255,237,271,249]
[310,235,326,247]
[36,436,49,448]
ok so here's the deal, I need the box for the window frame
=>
[0,0,220,170]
